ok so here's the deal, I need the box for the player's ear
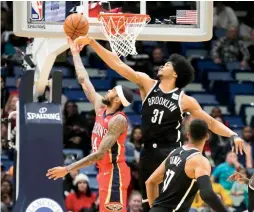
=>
[173,70,178,78]
[186,132,190,140]
[114,96,121,104]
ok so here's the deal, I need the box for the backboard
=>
[13,1,213,42]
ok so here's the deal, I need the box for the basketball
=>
[63,13,89,40]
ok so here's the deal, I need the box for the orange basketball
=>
[63,13,89,40]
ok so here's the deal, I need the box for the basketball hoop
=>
[98,13,151,57]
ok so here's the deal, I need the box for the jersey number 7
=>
[162,169,175,192]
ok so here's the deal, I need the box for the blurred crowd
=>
[1,1,254,212]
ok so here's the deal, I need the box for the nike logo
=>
[154,89,160,92]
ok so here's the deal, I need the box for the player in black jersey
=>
[75,36,245,211]
[146,119,228,212]
[228,172,254,212]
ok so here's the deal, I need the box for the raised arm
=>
[74,36,154,88]
[181,94,245,154]
[46,114,127,179]
[68,37,104,113]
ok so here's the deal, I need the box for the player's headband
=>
[115,85,131,107]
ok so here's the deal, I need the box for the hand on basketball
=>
[232,137,245,155]
[67,36,85,55]
[46,166,68,180]
[74,36,91,46]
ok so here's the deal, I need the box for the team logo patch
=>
[30,1,44,21]
[105,202,123,211]
[26,198,63,212]
[171,93,179,100]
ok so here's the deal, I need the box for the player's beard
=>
[102,98,111,106]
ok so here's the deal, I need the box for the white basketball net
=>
[98,14,150,57]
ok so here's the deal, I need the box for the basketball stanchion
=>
[12,70,66,212]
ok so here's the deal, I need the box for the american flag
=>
[176,10,197,24]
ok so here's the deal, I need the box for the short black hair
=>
[189,119,208,142]
[122,86,134,106]
[168,54,195,88]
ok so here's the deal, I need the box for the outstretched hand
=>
[46,166,68,180]
[231,136,245,155]
[67,36,85,55]
[74,36,92,46]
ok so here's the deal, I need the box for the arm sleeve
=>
[197,175,228,212]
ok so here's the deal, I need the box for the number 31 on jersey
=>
[151,109,164,124]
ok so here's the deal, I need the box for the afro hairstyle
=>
[168,54,195,88]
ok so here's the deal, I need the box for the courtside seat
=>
[208,72,233,81]
[229,83,254,104]
[80,165,98,176]
[62,78,80,89]
[190,93,219,105]
[184,83,205,92]
[13,65,23,76]
[64,89,86,101]
[223,115,245,128]
[5,77,16,87]
[203,105,229,115]
[226,61,251,72]
[244,106,254,125]
[234,95,254,114]
[87,68,107,78]
[51,66,72,77]
[91,79,111,90]
[127,114,141,126]
[123,106,135,114]
[116,80,139,90]
[89,176,99,190]
[107,69,124,79]
[235,72,254,82]
[251,116,254,127]
[196,59,223,72]
[63,149,84,160]
[76,102,94,112]
[185,49,208,59]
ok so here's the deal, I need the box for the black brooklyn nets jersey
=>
[142,81,184,147]
[153,147,200,211]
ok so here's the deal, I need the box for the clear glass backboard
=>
[13,1,213,41]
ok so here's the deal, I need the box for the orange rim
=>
[98,13,151,23]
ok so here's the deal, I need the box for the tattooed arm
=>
[66,114,127,172]
[69,37,104,113]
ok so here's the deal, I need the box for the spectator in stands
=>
[9,76,21,96]
[211,26,250,67]
[238,126,253,168]
[128,163,141,197]
[65,174,97,212]
[213,2,238,29]
[84,110,96,136]
[63,169,79,198]
[128,126,143,164]
[1,122,9,158]
[230,168,248,211]
[247,28,254,69]
[63,101,91,156]
[192,178,233,210]
[2,94,18,128]
[1,76,9,111]
[127,190,142,212]
[212,152,242,191]
[1,193,12,212]
[1,180,12,198]
[152,47,166,76]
